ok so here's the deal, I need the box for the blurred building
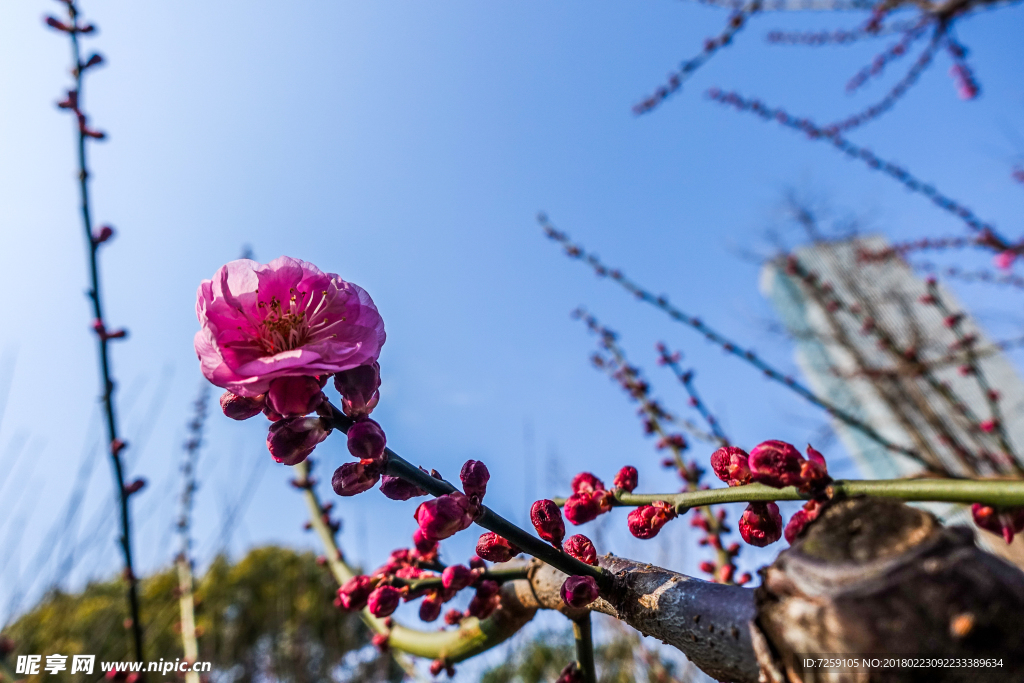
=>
[760,235,1024,559]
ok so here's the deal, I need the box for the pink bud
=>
[784,499,823,544]
[556,663,584,683]
[476,532,520,563]
[460,460,490,500]
[562,534,598,565]
[266,376,323,417]
[972,503,1024,544]
[267,417,330,466]
[347,419,387,462]
[44,16,71,31]
[82,53,104,69]
[980,420,998,433]
[995,251,1016,271]
[91,224,114,244]
[738,502,783,547]
[444,608,463,625]
[564,490,613,526]
[612,465,638,492]
[57,90,79,111]
[220,391,265,420]
[530,499,566,546]
[441,564,473,592]
[414,492,475,542]
[429,660,444,677]
[379,475,426,500]
[560,575,599,608]
[626,501,677,539]
[748,440,804,488]
[412,528,438,555]
[466,590,500,619]
[698,561,716,574]
[367,585,401,617]
[123,478,146,496]
[334,362,381,418]
[468,555,486,570]
[570,472,604,494]
[710,446,752,486]
[419,592,444,622]
[371,633,389,652]
[337,575,375,610]
[332,460,382,496]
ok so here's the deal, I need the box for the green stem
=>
[553,479,1024,512]
[573,613,597,683]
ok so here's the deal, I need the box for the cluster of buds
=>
[711,440,832,546]
[563,472,616,525]
[335,545,499,626]
[414,460,489,550]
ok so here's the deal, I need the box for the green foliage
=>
[482,626,696,683]
[1,546,400,683]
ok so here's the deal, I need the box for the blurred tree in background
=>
[1,547,400,683]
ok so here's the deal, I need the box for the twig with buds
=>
[45,0,144,663]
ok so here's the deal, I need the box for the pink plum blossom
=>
[195,257,385,397]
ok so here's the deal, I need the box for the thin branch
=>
[47,1,144,662]
[541,217,931,470]
[553,478,1024,512]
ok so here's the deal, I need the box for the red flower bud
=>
[337,575,375,610]
[123,478,146,496]
[367,585,401,617]
[563,490,613,526]
[332,460,382,496]
[784,499,823,544]
[562,534,597,565]
[267,417,330,466]
[748,440,803,488]
[698,561,716,575]
[334,362,381,418]
[412,528,438,555]
[475,579,500,600]
[371,632,389,652]
[556,663,584,683]
[419,592,444,622]
[972,503,1024,544]
[612,465,638,492]
[443,609,463,625]
[441,564,473,592]
[460,460,490,500]
[570,472,604,494]
[220,391,265,420]
[82,52,104,69]
[57,90,79,111]
[44,16,71,31]
[414,492,475,542]
[627,501,677,539]
[560,575,599,608]
[379,475,426,500]
[738,502,782,547]
[476,532,520,563]
[347,419,387,463]
[530,499,565,546]
[266,376,323,417]
[710,446,752,486]
[468,555,486,570]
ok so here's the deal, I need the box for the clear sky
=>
[1,0,1023,672]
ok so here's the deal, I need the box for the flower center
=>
[246,288,344,355]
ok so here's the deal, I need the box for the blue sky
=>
[1,0,1023,670]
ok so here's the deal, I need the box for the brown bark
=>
[753,497,1024,682]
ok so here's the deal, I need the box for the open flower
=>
[195,257,385,397]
